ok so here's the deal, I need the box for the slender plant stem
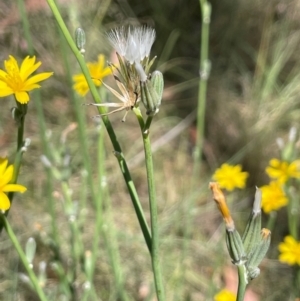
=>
[296,267,300,297]
[133,108,165,301]
[286,184,298,240]
[0,103,27,232]
[236,264,248,301]
[0,214,48,301]
[16,104,27,151]
[175,2,211,299]
[193,0,211,170]
[266,211,277,232]
[45,0,152,253]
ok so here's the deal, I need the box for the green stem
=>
[0,214,48,301]
[45,0,152,253]
[0,103,27,232]
[175,2,211,299]
[266,211,277,232]
[193,0,211,169]
[133,108,165,301]
[286,185,298,240]
[16,104,27,151]
[296,267,300,297]
[236,264,248,301]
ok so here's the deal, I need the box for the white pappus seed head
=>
[107,26,156,64]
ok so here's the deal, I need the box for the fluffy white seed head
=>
[107,26,156,64]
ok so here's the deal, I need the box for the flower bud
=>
[140,70,164,116]
[75,28,86,54]
[242,187,262,256]
[246,228,271,279]
[226,229,246,264]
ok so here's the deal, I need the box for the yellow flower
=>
[278,235,300,266]
[0,55,53,104]
[73,54,112,96]
[266,158,300,184]
[0,158,27,211]
[212,163,249,191]
[214,289,236,301]
[260,181,288,213]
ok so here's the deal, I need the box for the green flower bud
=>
[140,70,164,116]
[246,228,271,279]
[226,229,246,264]
[242,187,262,256]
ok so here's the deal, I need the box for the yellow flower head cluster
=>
[0,158,27,211]
[278,236,300,266]
[73,54,112,96]
[260,181,288,213]
[0,55,53,104]
[212,163,249,191]
[214,289,235,301]
[260,158,300,214]
[266,158,300,184]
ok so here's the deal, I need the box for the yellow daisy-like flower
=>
[260,181,288,213]
[278,235,300,266]
[0,55,53,104]
[214,289,236,301]
[0,158,27,211]
[212,163,249,191]
[73,54,113,96]
[266,158,300,184]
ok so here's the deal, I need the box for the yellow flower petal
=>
[15,91,30,104]
[2,184,27,193]
[0,87,13,97]
[25,72,53,87]
[0,158,27,212]
[20,56,41,80]
[5,56,19,72]
[0,158,8,176]
[0,192,10,211]
[0,164,13,187]
[23,84,41,92]
[0,69,8,79]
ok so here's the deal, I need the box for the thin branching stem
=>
[176,1,212,298]
[193,0,211,170]
[133,108,165,301]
